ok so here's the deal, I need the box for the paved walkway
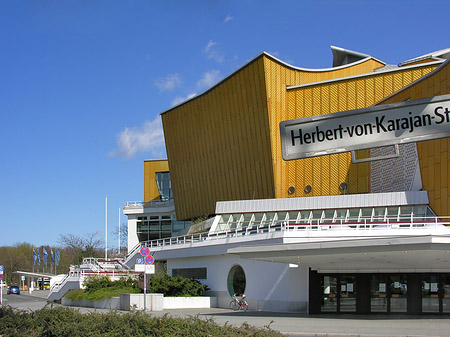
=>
[145,308,450,337]
[9,291,450,337]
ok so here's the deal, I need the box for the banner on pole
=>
[43,248,48,266]
[55,249,60,266]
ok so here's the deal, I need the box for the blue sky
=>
[1,0,448,248]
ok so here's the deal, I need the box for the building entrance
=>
[370,275,407,313]
[321,275,357,313]
[310,271,450,315]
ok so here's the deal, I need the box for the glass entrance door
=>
[321,276,337,312]
[442,275,450,313]
[371,275,388,312]
[422,275,440,313]
[340,275,356,312]
[389,275,407,313]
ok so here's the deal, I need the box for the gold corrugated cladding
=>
[144,160,169,202]
[282,63,440,199]
[273,58,383,198]
[379,63,450,216]
[161,57,274,220]
[162,52,442,220]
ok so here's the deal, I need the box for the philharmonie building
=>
[123,46,450,315]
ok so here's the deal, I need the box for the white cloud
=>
[109,116,165,160]
[204,40,224,63]
[154,74,181,91]
[204,40,216,53]
[268,50,280,58]
[197,70,221,89]
[171,93,197,107]
[224,14,233,23]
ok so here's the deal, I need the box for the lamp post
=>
[105,195,108,260]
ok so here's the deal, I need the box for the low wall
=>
[62,294,217,311]
[120,293,164,311]
[164,296,217,309]
[61,297,121,310]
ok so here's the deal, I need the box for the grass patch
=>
[0,306,285,337]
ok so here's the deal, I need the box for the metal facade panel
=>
[144,160,169,203]
[161,57,275,220]
[284,62,442,201]
[215,191,429,214]
[379,60,450,216]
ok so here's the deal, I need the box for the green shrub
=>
[0,306,285,337]
[149,274,209,297]
[65,275,140,301]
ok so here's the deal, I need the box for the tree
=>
[57,232,102,266]
[113,223,128,256]
[0,243,33,285]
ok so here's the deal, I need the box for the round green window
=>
[227,265,246,296]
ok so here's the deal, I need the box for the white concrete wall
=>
[164,296,217,309]
[121,293,164,311]
[127,217,139,253]
[167,255,308,313]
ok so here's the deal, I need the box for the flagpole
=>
[118,207,121,256]
[105,195,108,260]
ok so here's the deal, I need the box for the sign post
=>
[280,94,450,161]
[0,265,3,305]
[138,247,153,311]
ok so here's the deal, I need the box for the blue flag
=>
[43,248,48,266]
[55,249,60,266]
[51,250,54,266]
[37,250,41,266]
[33,249,37,266]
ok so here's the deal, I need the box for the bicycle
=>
[230,294,248,311]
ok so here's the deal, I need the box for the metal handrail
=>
[124,200,174,208]
[135,216,450,252]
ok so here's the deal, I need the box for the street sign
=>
[140,247,150,257]
[135,264,145,272]
[0,265,3,274]
[135,264,155,274]
[136,258,144,265]
[145,255,154,265]
[280,94,450,160]
[0,275,3,280]
[21,276,25,281]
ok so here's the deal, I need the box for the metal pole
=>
[118,207,121,256]
[143,272,146,311]
[105,195,108,260]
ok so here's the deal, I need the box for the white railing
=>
[49,260,134,296]
[132,216,450,253]
[124,200,174,208]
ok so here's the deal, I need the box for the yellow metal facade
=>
[162,57,274,220]
[282,63,438,199]
[161,51,446,220]
[378,61,450,215]
[144,160,169,202]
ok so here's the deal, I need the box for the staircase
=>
[48,257,133,302]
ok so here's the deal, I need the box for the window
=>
[227,265,246,296]
[156,171,172,201]
[172,268,207,279]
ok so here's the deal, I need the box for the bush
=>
[65,275,140,301]
[83,275,138,291]
[0,306,285,337]
[149,274,209,297]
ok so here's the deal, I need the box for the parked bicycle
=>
[230,294,248,311]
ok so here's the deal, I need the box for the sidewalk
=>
[16,291,450,337]
[143,308,450,337]
[24,289,50,299]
